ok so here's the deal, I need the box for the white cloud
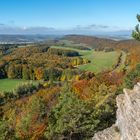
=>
[0,23,132,35]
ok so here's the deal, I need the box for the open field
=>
[0,79,32,92]
[51,46,121,73]
[79,50,120,73]
[51,45,86,52]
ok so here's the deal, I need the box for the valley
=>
[0,39,126,92]
[0,35,140,140]
[1,1,140,140]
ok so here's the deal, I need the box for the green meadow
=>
[51,46,120,73]
[79,50,120,73]
[0,79,31,92]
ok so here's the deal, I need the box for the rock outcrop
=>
[92,125,120,140]
[92,83,140,140]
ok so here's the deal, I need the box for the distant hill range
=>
[63,35,140,50]
[0,35,62,44]
[0,34,140,51]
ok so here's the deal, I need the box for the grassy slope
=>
[51,45,84,52]
[0,79,31,92]
[51,46,120,73]
[79,50,120,73]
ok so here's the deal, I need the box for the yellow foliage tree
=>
[35,68,44,80]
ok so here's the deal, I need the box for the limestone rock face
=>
[116,83,140,140]
[92,125,120,140]
[92,83,140,140]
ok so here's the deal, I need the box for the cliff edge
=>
[92,83,140,140]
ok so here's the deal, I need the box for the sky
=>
[0,0,140,34]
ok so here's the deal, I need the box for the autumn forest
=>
[0,1,140,139]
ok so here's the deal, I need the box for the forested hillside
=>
[64,35,140,50]
[0,31,140,139]
[0,0,140,139]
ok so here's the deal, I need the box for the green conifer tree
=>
[132,14,140,41]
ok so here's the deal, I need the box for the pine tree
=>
[132,14,140,41]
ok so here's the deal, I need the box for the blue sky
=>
[0,0,139,34]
